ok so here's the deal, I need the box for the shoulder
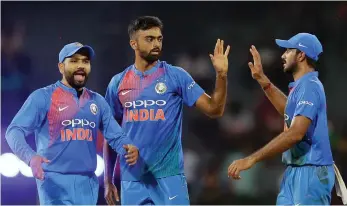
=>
[24,84,56,109]
[89,90,108,105]
[299,77,323,94]
[84,88,103,101]
[161,61,190,78]
[84,90,109,112]
[293,77,325,106]
[108,66,133,88]
[31,84,57,101]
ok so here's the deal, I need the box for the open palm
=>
[248,45,264,80]
[210,39,231,74]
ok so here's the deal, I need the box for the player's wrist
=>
[104,182,114,188]
[216,71,228,79]
[257,74,271,88]
[262,82,272,91]
[247,156,258,165]
[28,154,40,167]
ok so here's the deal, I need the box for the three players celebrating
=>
[5,15,343,205]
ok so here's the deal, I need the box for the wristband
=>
[263,83,271,91]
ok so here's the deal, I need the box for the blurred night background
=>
[1,1,347,205]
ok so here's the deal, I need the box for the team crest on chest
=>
[90,103,98,115]
[155,82,167,94]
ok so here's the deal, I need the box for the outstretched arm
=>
[228,115,311,179]
[195,39,231,118]
[228,83,320,179]
[99,97,138,164]
[248,45,287,116]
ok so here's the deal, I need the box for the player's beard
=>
[65,69,89,90]
[139,48,162,63]
[283,60,298,74]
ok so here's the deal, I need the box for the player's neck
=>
[134,57,158,73]
[293,65,315,81]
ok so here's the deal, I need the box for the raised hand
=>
[209,39,231,75]
[248,45,265,80]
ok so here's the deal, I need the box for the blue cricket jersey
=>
[6,81,133,174]
[105,61,205,181]
[283,71,333,166]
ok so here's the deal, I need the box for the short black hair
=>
[128,16,163,39]
[296,49,318,69]
[306,56,317,68]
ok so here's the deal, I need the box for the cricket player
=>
[228,33,335,205]
[5,42,139,205]
[103,16,230,205]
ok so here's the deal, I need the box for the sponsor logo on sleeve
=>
[297,101,314,106]
[188,81,196,90]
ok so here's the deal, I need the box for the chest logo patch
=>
[155,82,167,94]
[90,103,98,115]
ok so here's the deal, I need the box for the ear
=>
[58,62,64,75]
[130,39,137,50]
[297,51,306,62]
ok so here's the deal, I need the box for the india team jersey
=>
[105,61,205,181]
[6,81,132,174]
[282,72,333,166]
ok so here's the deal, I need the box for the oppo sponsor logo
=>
[124,100,166,109]
[297,101,313,106]
[61,119,96,128]
[188,81,196,90]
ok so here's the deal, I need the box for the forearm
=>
[102,115,134,156]
[209,72,228,117]
[103,141,114,184]
[257,75,287,116]
[249,129,302,164]
[5,127,36,165]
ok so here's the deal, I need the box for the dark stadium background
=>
[2,1,347,205]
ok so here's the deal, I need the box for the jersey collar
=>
[132,60,161,77]
[56,81,85,97]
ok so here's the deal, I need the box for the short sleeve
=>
[173,67,205,107]
[293,84,320,121]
